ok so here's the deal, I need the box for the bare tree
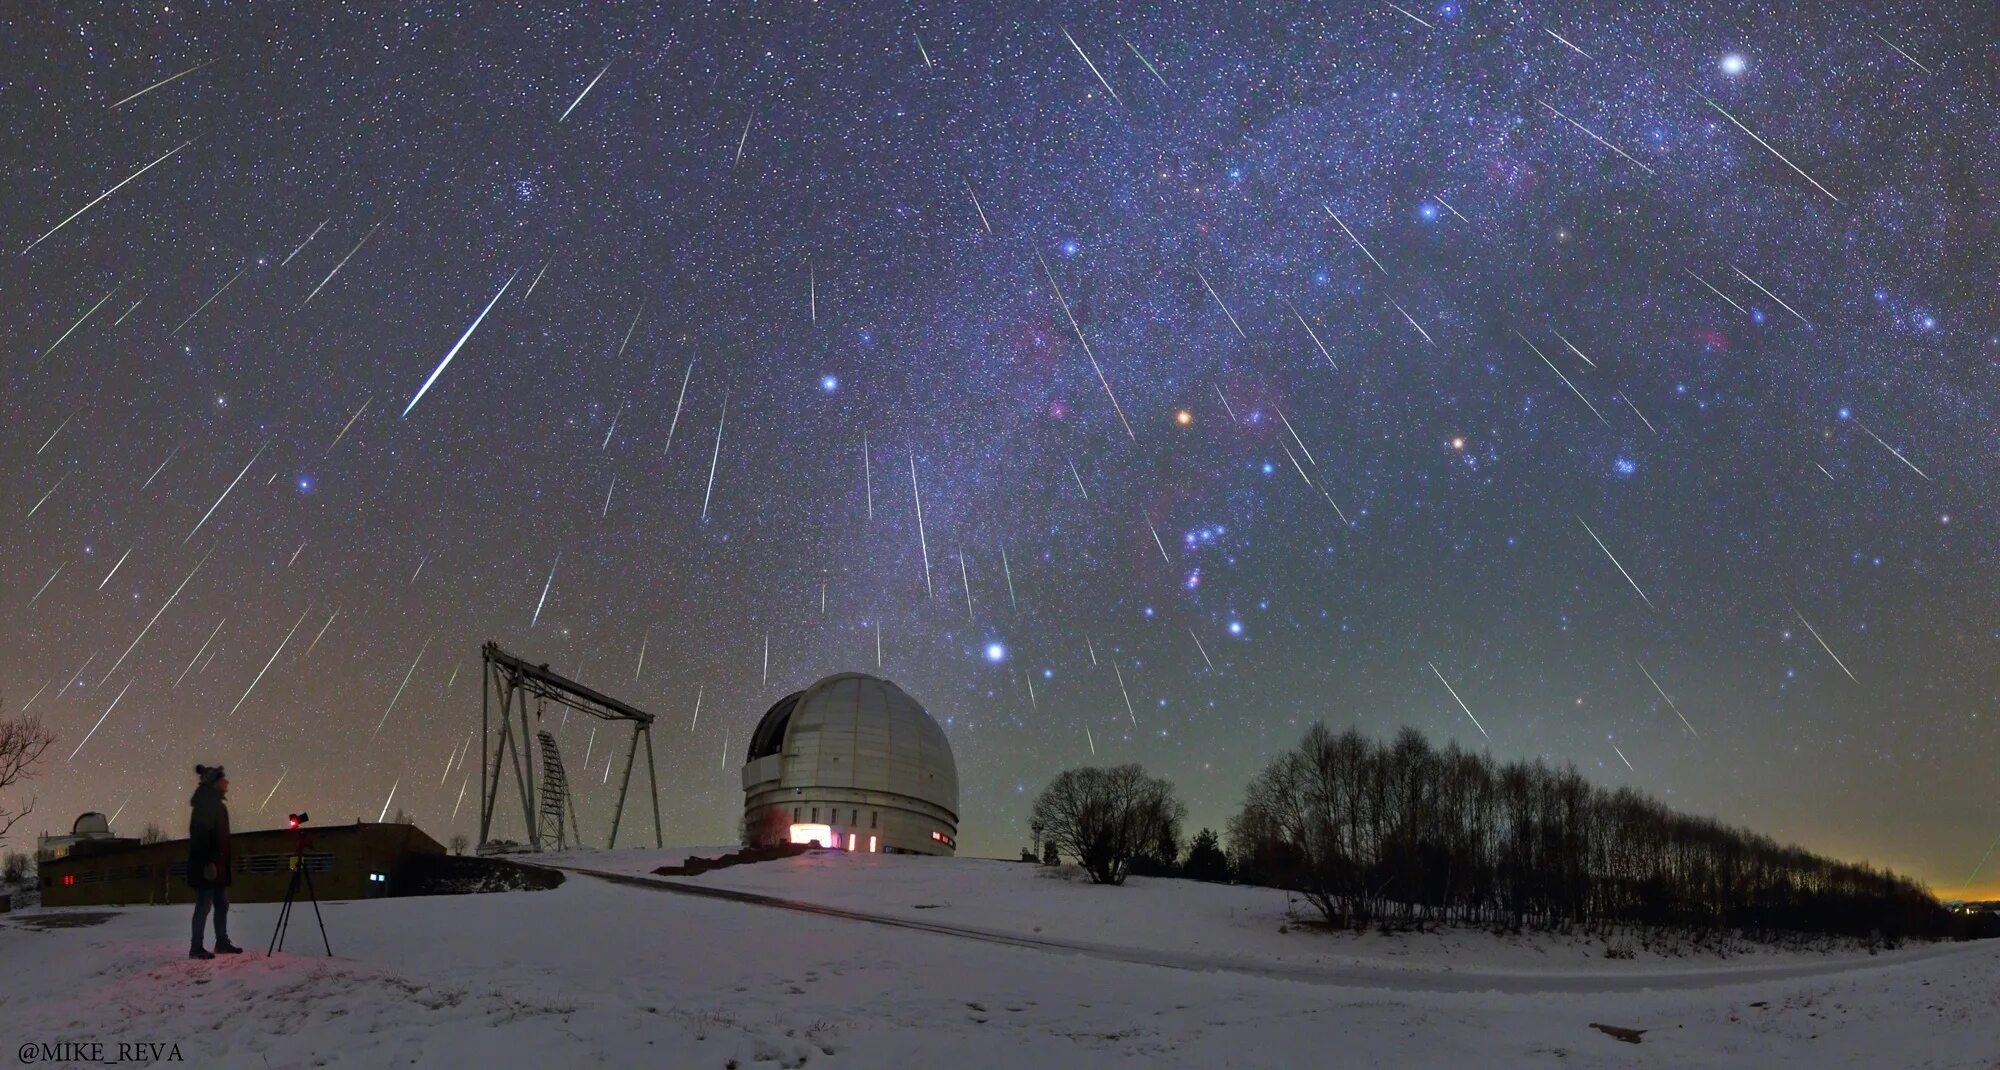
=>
[1029,764,1184,886]
[1231,722,1961,941]
[0,698,57,845]
[141,823,167,845]
[449,833,470,855]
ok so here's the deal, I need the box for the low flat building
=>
[38,821,445,907]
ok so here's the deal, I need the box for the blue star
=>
[819,375,839,393]
[984,641,1006,663]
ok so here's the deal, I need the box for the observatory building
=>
[742,673,959,855]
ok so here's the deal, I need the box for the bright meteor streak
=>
[185,441,269,544]
[1576,514,1654,609]
[109,58,218,108]
[404,268,519,416]
[559,61,613,122]
[23,141,193,255]
[1428,661,1489,738]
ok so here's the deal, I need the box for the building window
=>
[871,811,878,828]
[851,809,858,825]
[811,807,819,823]
[793,806,801,821]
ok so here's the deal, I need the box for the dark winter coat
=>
[186,784,232,889]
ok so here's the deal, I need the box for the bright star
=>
[1721,53,1747,75]
[820,375,838,392]
[984,642,1006,663]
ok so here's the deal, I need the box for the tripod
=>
[267,826,332,957]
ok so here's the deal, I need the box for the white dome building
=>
[742,673,959,855]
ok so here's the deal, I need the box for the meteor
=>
[327,397,371,454]
[175,617,226,688]
[32,287,120,371]
[114,297,144,325]
[403,268,519,416]
[104,545,216,685]
[29,564,64,607]
[1792,604,1858,682]
[227,602,313,719]
[559,60,613,122]
[1427,661,1489,738]
[1539,100,1654,174]
[143,443,181,488]
[701,390,728,519]
[1551,328,1596,368]
[1872,32,1934,75]
[1322,204,1388,275]
[68,680,135,762]
[531,553,561,627]
[185,440,269,544]
[36,410,78,455]
[664,359,694,455]
[281,218,328,265]
[109,58,218,108]
[1193,265,1245,338]
[1038,249,1135,439]
[260,768,288,812]
[97,545,134,590]
[734,117,753,168]
[915,34,933,68]
[23,141,193,255]
[910,451,934,596]
[1611,743,1634,772]
[1384,2,1434,29]
[1431,193,1470,223]
[1852,418,1931,481]
[1698,92,1841,203]
[301,218,386,306]
[302,605,339,658]
[1618,391,1660,435]
[1576,514,1654,609]
[1515,330,1609,426]
[1188,628,1215,672]
[1730,264,1810,325]
[635,626,650,680]
[1000,545,1018,610]
[603,398,624,449]
[1285,299,1335,367]
[862,433,874,519]
[1543,27,1593,59]
[522,257,553,300]
[378,778,400,823]
[1683,267,1749,315]
[1112,661,1137,725]
[964,180,993,234]
[372,633,433,740]
[169,264,247,336]
[958,549,975,622]
[691,685,704,730]
[1390,299,1433,344]
[1123,38,1168,86]
[26,474,68,519]
[1059,26,1121,104]
[1635,658,1698,737]
[1145,516,1170,563]
[1067,454,1089,498]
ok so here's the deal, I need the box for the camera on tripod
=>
[268,810,331,957]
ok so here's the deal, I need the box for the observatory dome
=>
[741,673,958,855]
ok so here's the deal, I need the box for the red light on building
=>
[63,874,76,886]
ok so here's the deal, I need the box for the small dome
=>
[72,812,112,837]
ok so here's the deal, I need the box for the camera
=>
[288,812,310,828]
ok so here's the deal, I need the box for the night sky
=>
[4,3,1995,897]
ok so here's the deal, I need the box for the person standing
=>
[187,764,242,958]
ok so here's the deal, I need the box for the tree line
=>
[1029,723,1994,943]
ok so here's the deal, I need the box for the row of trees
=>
[1029,724,1984,941]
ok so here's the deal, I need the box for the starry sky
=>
[4,2,1995,896]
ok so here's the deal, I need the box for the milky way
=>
[3,3,1994,894]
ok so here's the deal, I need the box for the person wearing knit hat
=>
[187,764,241,959]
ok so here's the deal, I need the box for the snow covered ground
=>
[2,850,1995,1068]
